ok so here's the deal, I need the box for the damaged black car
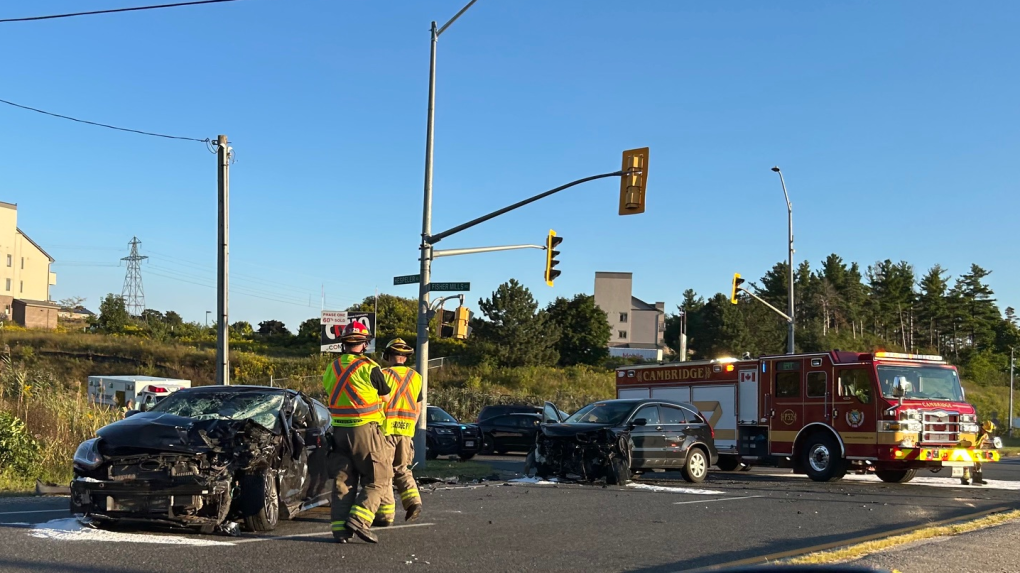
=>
[527,399,718,484]
[71,386,333,533]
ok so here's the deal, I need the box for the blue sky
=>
[2,1,1017,330]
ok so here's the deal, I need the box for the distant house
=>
[12,299,59,330]
[58,306,95,321]
[0,201,56,320]
[594,271,665,361]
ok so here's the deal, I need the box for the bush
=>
[0,411,41,477]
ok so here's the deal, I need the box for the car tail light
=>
[709,424,715,439]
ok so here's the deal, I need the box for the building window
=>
[5,255,10,267]
[4,279,9,291]
[19,281,23,293]
[618,330,628,339]
[20,257,24,269]
[619,313,628,323]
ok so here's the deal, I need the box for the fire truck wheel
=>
[681,448,709,483]
[875,469,916,483]
[802,433,846,482]
[716,455,740,472]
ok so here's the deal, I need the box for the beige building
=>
[593,271,665,361]
[0,202,57,325]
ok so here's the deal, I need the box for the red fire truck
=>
[615,351,1000,483]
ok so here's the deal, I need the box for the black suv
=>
[425,406,482,461]
[477,404,569,424]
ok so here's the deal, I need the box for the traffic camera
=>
[730,273,745,305]
[619,147,649,215]
[544,230,563,287]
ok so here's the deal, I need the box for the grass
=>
[786,509,1020,565]
[414,460,499,482]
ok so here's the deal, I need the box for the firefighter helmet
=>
[341,321,372,344]
[383,338,414,358]
[982,420,995,434]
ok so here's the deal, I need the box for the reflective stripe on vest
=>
[325,356,384,424]
[382,366,422,436]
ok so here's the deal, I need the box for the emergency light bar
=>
[874,352,944,362]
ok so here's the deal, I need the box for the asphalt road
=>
[0,457,1017,573]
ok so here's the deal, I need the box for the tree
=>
[347,294,418,338]
[917,265,949,353]
[96,294,129,333]
[257,320,291,337]
[297,318,321,344]
[230,321,254,337]
[164,311,184,328]
[58,296,86,310]
[955,264,1000,352]
[139,309,164,324]
[472,279,559,367]
[546,294,610,366]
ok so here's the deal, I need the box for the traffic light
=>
[730,273,745,305]
[544,229,563,287]
[619,147,649,215]
[453,306,472,340]
[439,308,456,338]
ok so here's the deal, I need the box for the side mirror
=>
[631,418,648,427]
[892,376,906,398]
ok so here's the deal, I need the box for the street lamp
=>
[414,0,480,468]
[205,310,211,328]
[771,166,795,355]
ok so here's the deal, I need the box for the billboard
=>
[320,311,376,353]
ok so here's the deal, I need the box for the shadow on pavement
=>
[0,558,151,573]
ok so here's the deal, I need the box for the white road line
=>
[673,495,762,505]
[233,522,436,544]
[0,509,68,517]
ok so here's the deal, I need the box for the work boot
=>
[346,520,379,544]
[333,530,353,544]
[372,517,394,528]
[405,502,422,522]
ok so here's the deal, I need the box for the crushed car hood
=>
[540,423,617,437]
[97,412,280,454]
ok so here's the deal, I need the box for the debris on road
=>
[30,518,235,546]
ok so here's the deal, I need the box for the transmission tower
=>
[121,237,148,316]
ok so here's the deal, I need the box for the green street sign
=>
[430,282,470,292]
[393,274,421,285]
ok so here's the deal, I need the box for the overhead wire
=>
[0,0,248,23]
[0,98,210,143]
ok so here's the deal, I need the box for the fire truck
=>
[615,351,1000,483]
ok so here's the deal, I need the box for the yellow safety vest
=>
[381,366,423,437]
[323,354,385,427]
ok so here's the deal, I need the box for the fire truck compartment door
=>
[618,388,650,399]
[692,385,736,450]
[738,370,759,424]
[651,387,691,404]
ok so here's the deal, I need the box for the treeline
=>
[665,254,1018,386]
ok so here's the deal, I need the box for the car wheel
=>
[802,433,846,482]
[425,440,438,461]
[606,456,630,485]
[458,453,475,462]
[681,448,708,483]
[875,469,916,483]
[240,471,280,532]
[481,435,495,455]
[716,455,740,472]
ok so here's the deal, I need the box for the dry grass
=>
[786,510,1020,565]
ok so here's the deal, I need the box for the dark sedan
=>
[528,399,718,484]
[425,406,482,461]
[71,386,333,533]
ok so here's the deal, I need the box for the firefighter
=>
[961,420,995,486]
[323,320,393,544]
[373,338,424,528]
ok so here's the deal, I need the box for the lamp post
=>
[771,166,794,354]
[414,0,480,468]
[205,310,211,328]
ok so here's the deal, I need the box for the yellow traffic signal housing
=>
[619,147,649,215]
[453,306,472,340]
[439,308,456,338]
[730,273,745,305]
[544,229,563,287]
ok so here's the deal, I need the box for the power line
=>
[0,0,247,23]
[0,98,210,142]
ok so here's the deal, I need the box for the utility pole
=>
[216,134,231,386]
[120,237,148,316]
[772,166,795,354]
[414,0,479,468]
[679,310,687,362]
[1010,347,1015,435]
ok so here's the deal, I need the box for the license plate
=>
[951,467,964,478]
[464,440,475,447]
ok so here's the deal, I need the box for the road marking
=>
[673,495,762,505]
[756,472,1020,491]
[232,522,435,544]
[0,509,68,517]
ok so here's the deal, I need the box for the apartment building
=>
[593,271,664,361]
[0,202,57,328]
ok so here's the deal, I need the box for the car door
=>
[543,402,564,423]
[628,404,665,468]
[487,415,520,452]
[277,394,312,506]
[304,399,333,501]
[659,404,693,467]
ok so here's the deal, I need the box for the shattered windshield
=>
[876,366,964,402]
[564,402,635,426]
[150,391,285,430]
